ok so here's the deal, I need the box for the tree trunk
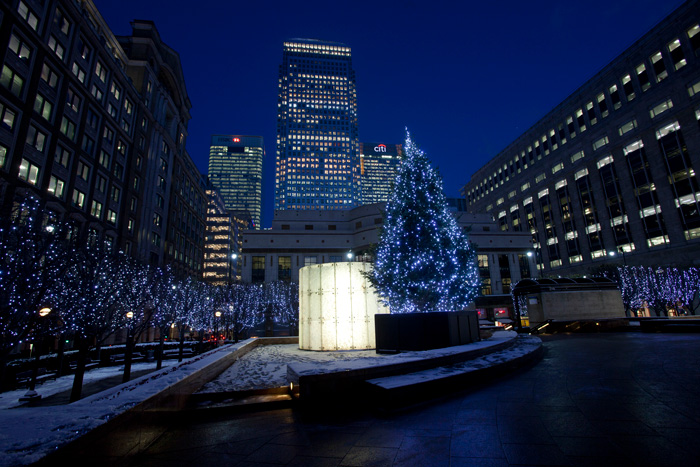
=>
[69,339,89,402]
[28,342,42,392]
[55,334,66,377]
[156,331,165,370]
[178,325,186,362]
[122,333,134,383]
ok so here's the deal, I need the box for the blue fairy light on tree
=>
[369,130,480,313]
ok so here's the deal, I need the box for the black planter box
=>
[375,310,480,353]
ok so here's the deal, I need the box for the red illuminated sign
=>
[233,138,240,142]
[374,144,387,153]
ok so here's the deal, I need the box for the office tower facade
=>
[275,39,359,211]
[203,182,238,285]
[358,142,402,205]
[461,0,700,276]
[208,135,263,229]
[0,0,205,277]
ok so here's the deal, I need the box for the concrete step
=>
[365,335,543,409]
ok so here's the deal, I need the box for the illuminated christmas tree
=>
[369,130,480,313]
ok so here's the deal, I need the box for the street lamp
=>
[214,310,222,344]
[20,307,53,403]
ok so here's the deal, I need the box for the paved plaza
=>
[40,332,700,466]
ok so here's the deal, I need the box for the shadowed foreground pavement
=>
[41,333,700,466]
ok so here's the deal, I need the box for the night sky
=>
[94,0,685,227]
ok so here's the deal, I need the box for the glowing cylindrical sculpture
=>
[299,262,389,351]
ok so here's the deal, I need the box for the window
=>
[609,84,621,110]
[48,36,64,60]
[650,51,667,82]
[110,82,121,100]
[95,62,107,82]
[1,65,24,97]
[535,173,546,184]
[619,119,638,136]
[124,99,133,115]
[71,62,86,84]
[107,102,117,118]
[111,186,120,202]
[570,150,585,163]
[40,64,59,89]
[688,24,700,56]
[0,144,6,169]
[576,108,586,132]
[18,158,39,185]
[153,213,162,227]
[156,195,164,208]
[252,256,265,283]
[91,84,103,102]
[76,160,90,181]
[77,38,91,61]
[26,126,47,152]
[107,210,117,225]
[158,176,166,190]
[521,182,530,192]
[622,74,635,101]
[592,136,609,151]
[133,176,139,190]
[1,103,17,131]
[103,126,114,143]
[552,162,564,174]
[668,39,686,70]
[9,34,31,61]
[688,80,700,97]
[53,8,71,35]
[54,146,70,167]
[98,150,110,169]
[586,101,597,125]
[48,176,65,198]
[90,200,102,218]
[304,256,318,266]
[114,163,124,180]
[96,175,106,193]
[66,88,80,112]
[597,93,608,118]
[81,135,94,154]
[86,108,99,130]
[636,63,650,91]
[649,99,673,119]
[59,117,76,140]
[18,2,38,31]
[151,232,160,247]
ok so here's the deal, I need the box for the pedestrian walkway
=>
[37,333,700,466]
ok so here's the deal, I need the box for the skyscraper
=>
[358,142,403,205]
[276,39,359,211]
[208,135,264,229]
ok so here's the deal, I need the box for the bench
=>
[68,358,99,372]
[16,368,57,387]
[162,348,195,359]
[109,352,144,364]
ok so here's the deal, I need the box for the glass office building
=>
[275,39,359,211]
[358,142,402,205]
[208,135,263,229]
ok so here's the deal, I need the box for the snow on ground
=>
[0,331,518,466]
[200,331,517,392]
[198,344,380,392]
[0,360,176,410]
[0,341,248,467]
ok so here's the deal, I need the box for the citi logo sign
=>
[374,144,387,153]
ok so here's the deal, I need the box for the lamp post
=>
[20,307,53,403]
[230,252,238,284]
[214,310,222,345]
